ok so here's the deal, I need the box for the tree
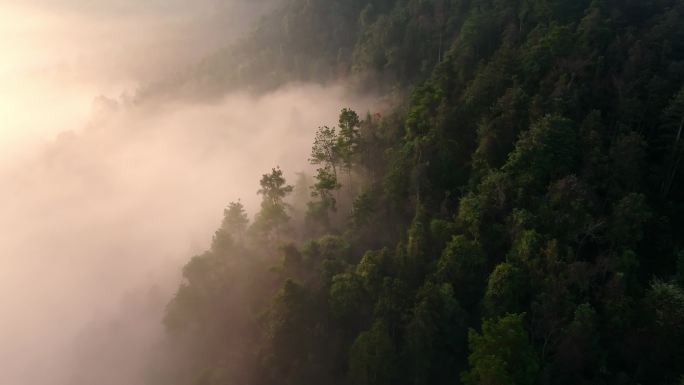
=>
[291,172,313,224]
[311,166,340,211]
[221,201,249,238]
[309,126,343,223]
[551,303,602,382]
[608,193,651,248]
[462,313,539,385]
[156,2,684,384]
[436,235,488,309]
[503,115,579,193]
[338,108,362,200]
[329,272,368,326]
[640,280,684,383]
[253,167,294,241]
[658,87,684,197]
[338,108,361,174]
[349,320,398,385]
[398,202,430,288]
[608,132,647,196]
[309,109,362,215]
[310,125,342,176]
[258,167,294,206]
[646,280,684,336]
[355,249,389,293]
[263,279,316,385]
[351,189,379,229]
[482,263,528,317]
[406,282,467,385]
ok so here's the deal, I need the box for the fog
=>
[0,2,373,384]
[0,0,275,159]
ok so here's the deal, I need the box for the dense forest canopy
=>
[151,0,684,384]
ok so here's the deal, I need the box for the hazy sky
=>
[0,0,274,159]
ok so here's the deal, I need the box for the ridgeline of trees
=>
[151,1,684,384]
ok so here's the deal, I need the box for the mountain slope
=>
[155,1,684,384]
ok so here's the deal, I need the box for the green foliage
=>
[457,171,510,241]
[399,202,431,287]
[349,320,398,385]
[406,282,467,385]
[462,313,539,385]
[351,188,379,228]
[436,235,487,308]
[338,108,362,169]
[429,218,458,252]
[539,175,595,243]
[311,166,340,211]
[329,272,367,323]
[646,280,684,333]
[264,279,318,385]
[550,303,602,381]
[608,132,647,195]
[253,167,294,240]
[310,125,342,172]
[221,201,249,238]
[258,167,294,206]
[658,87,684,197]
[483,263,528,317]
[308,108,364,226]
[355,249,389,292]
[677,252,684,288]
[503,115,579,192]
[157,1,684,384]
[609,193,652,247]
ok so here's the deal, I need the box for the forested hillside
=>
[153,1,684,384]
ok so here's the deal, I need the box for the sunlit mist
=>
[0,1,374,384]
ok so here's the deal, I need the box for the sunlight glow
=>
[0,5,97,159]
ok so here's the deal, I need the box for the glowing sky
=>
[0,4,92,156]
[0,0,270,161]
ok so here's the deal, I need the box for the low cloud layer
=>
[0,3,380,383]
[0,0,275,159]
[0,84,375,385]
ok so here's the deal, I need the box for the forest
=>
[148,0,684,384]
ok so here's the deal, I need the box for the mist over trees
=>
[118,0,684,384]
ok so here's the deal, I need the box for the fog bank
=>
[0,0,275,160]
[0,2,381,383]
[0,84,374,385]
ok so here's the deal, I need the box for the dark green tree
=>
[253,167,294,241]
[349,320,398,385]
[221,201,249,238]
[462,313,539,385]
